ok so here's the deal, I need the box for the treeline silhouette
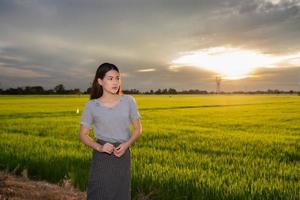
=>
[0,84,299,95]
[0,84,80,95]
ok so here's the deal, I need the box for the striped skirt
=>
[87,139,131,200]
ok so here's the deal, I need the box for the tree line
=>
[0,84,299,95]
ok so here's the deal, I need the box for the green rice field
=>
[0,95,299,199]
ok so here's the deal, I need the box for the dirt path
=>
[0,171,86,200]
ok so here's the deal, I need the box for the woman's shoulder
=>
[122,94,135,102]
[84,99,98,108]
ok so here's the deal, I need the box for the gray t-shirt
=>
[80,95,141,143]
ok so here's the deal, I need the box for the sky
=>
[0,0,300,92]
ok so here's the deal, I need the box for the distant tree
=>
[47,89,54,94]
[168,88,177,94]
[155,89,161,94]
[54,84,65,94]
[72,88,81,94]
[162,88,168,94]
[25,86,44,94]
[86,87,92,94]
[6,87,24,94]
[85,82,93,94]
[123,89,140,94]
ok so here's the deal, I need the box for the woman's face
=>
[98,70,121,94]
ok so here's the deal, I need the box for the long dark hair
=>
[90,63,122,100]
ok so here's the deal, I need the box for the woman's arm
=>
[79,125,115,154]
[114,119,142,157]
[126,119,142,147]
[79,125,102,151]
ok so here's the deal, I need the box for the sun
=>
[171,47,279,80]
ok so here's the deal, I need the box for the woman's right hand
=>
[97,143,115,154]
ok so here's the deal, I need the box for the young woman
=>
[79,62,142,200]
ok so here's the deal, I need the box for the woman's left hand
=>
[114,142,130,157]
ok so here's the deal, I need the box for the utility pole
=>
[216,76,222,94]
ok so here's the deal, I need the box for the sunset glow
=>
[171,47,295,80]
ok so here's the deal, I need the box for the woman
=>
[79,62,142,200]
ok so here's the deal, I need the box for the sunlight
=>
[171,47,295,80]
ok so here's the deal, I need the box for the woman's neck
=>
[100,91,120,102]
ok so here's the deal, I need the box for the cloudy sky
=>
[0,0,300,92]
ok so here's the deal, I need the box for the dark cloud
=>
[190,0,300,53]
[124,66,216,91]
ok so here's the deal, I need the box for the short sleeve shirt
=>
[80,95,141,143]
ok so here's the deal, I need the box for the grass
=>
[0,94,299,199]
